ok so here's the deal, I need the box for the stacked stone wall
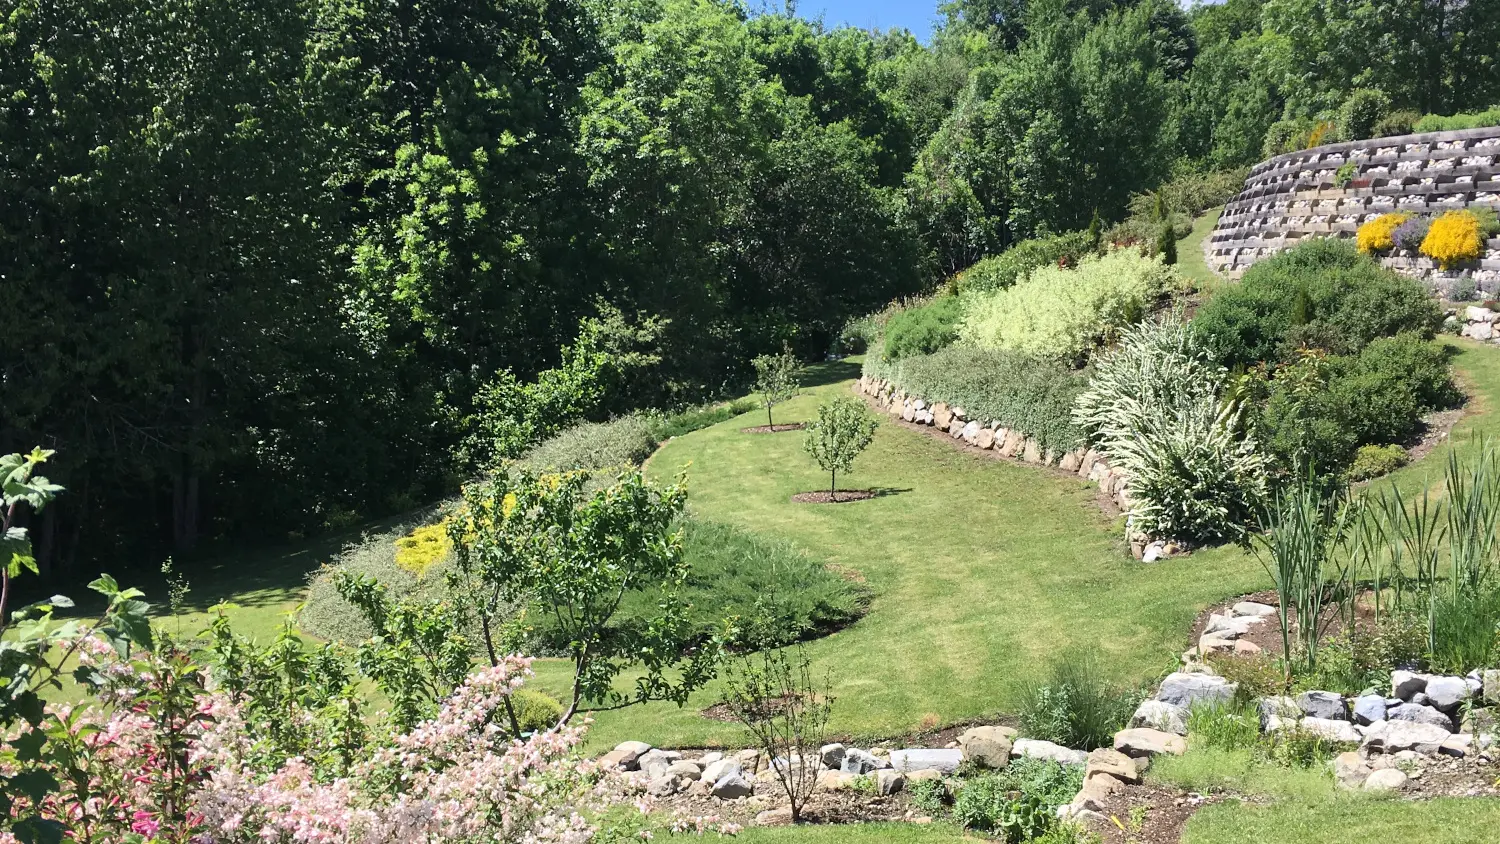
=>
[1207,127,1500,292]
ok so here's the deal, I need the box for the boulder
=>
[712,773,754,799]
[958,726,1016,769]
[1361,719,1451,755]
[1424,676,1472,712]
[875,769,905,796]
[754,808,793,827]
[600,740,652,771]
[1333,751,1370,788]
[1059,450,1081,473]
[949,418,966,437]
[638,749,681,779]
[906,768,944,783]
[666,760,702,779]
[1297,691,1349,721]
[1467,306,1496,323]
[701,758,741,783]
[840,748,884,775]
[815,770,852,791]
[975,428,996,450]
[1071,773,1125,812]
[648,775,682,797]
[1392,670,1428,700]
[1485,669,1500,706]
[932,404,951,429]
[961,420,982,444]
[819,743,846,770]
[1141,541,1167,563]
[1258,696,1301,729]
[1353,695,1387,726]
[699,752,724,766]
[1440,733,1474,758]
[1022,439,1043,463]
[1232,601,1277,618]
[1203,613,1262,639]
[735,749,763,772]
[1012,739,1087,766]
[1389,703,1454,732]
[901,403,916,422]
[1129,700,1189,736]
[1290,717,1362,744]
[1470,321,1495,341]
[1158,672,1236,708]
[1085,748,1142,785]
[1113,728,1186,758]
[889,748,963,774]
[1362,769,1408,792]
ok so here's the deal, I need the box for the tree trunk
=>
[830,468,837,501]
[172,463,199,552]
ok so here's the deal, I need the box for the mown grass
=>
[530,358,1271,748]
[1177,206,1226,292]
[1183,797,1500,844]
[736,823,979,843]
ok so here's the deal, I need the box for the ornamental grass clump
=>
[1074,316,1269,543]
[1356,212,1408,254]
[1421,210,1484,269]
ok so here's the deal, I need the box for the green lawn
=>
[1178,207,1225,292]
[736,823,978,843]
[1183,798,1500,844]
[531,359,1270,749]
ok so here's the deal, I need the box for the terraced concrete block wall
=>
[1207,127,1500,292]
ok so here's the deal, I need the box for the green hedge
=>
[1193,239,1441,368]
[1413,107,1500,133]
[864,343,1087,454]
[954,231,1096,294]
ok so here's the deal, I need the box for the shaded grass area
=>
[532,362,1271,749]
[1182,797,1500,844]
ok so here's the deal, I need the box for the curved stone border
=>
[855,376,1179,561]
[1208,127,1500,292]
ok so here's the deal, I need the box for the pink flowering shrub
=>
[12,645,636,844]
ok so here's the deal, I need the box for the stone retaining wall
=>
[854,376,1177,561]
[1208,127,1500,293]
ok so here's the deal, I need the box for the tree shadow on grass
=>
[799,358,862,388]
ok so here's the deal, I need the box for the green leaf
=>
[10,728,46,762]
[46,595,73,609]
[88,573,120,596]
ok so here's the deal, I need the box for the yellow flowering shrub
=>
[1356,213,1408,254]
[394,519,452,575]
[1420,210,1484,269]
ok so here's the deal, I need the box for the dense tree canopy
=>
[2,0,1497,574]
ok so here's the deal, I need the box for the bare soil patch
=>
[741,423,807,434]
[1088,781,1222,844]
[791,490,877,504]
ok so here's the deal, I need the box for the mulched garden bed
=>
[1088,782,1222,844]
[741,423,807,434]
[791,490,876,504]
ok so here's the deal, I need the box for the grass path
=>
[533,359,1269,748]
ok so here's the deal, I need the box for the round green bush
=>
[511,688,564,734]
[1348,444,1408,481]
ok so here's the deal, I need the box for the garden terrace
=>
[1209,127,1500,288]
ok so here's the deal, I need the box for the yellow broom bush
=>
[1356,212,1408,254]
[1420,210,1484,269]
[394,519,453,575]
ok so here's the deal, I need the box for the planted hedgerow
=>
[864,344,1087,455]
[1193,239,1440,368]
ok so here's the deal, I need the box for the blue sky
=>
[796,0,941,41]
